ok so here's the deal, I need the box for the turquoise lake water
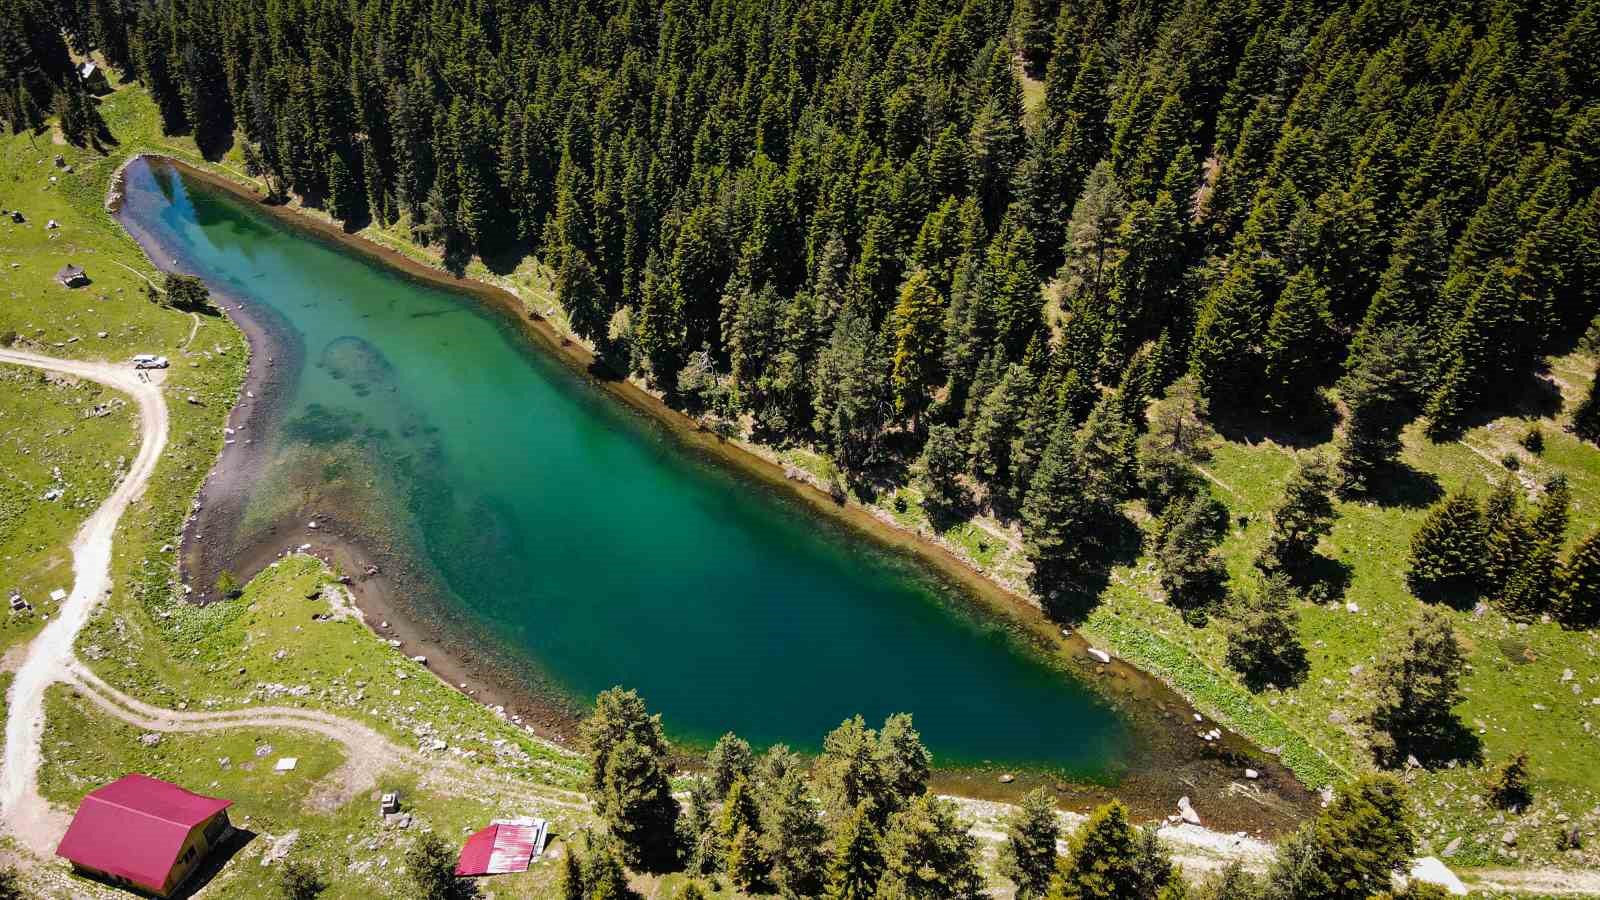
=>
[118,157,1134,775]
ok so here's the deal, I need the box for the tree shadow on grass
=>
[1433,365,1565,439]
[1039,516,1144,624]
[1387,717,1485,771]
[1213,396,1338,450]
[1351,460,1444,510]
[1275,552,1354,605]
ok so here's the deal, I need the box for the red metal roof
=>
[455,823,538,876]
[56,774,232,893]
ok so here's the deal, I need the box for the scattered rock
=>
[1177,796,1201,826]
[259,830,300,866]
[138,733,161,747]
[1501,831,1517,848]
[998,773,1014,784]
[1244,769,1259,780]
[1441,836,1462,857]
[1087,647,1111,664]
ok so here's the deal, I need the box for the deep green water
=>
[120,157,1133,774]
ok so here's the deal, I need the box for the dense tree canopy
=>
[22,0,1599,605]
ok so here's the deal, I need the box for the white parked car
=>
[131,354,169,369]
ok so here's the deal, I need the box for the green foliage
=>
[824,802,884,900]
[582,688,681,870]
[1153,492,1229,624]
[1000,788,1059,900]
[1225,575,1309,692]
[706,732,754,799]
[1405,491,1485,606]
[1362,609,1466,767]
[1488,750,1534,812]
[1256,452,1336,576]
[215,570,241,599]
[162,273,214,313]
[758,769,825,897]
[1556,528,1600,628]
[1264,775,1413,900]
[878,795,985,899]
[279,857,326,900]
[916,424,968,517]
[1334,328,1419,494]
[1047,800,1148,900]
[405,832,479,900]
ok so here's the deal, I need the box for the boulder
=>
[1408,857,1467,896]
[1177,796,1201,826]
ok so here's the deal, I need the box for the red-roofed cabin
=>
[455,820,547,877]
[56,774,234,897]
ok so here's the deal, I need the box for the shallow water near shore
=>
[116,156,1310,824]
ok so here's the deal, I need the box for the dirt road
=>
[0,349,168,850]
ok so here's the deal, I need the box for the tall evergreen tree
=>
[1000,788,1059,900]
[1362,609,1467,767]
[1226,574,1309,691]
[1406,491,1486,606]
[1257,453,1337,576]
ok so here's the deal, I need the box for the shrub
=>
[215,570,241,599]
[1500,452,1520,471]
[280,857,326,900]
[1487,750,1533,812]
[1519,425,1544,454]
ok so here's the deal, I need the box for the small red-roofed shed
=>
[56,773,234,897]
[455,820,546,877]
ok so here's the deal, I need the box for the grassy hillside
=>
[0,366,135,657]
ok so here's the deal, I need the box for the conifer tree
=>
[1048,801,1143,900]
[1226,575,1309,692]
[1001,788,1059,900]
[879,796,984,899]
[707,732,755,799]
[1406,491,1486,605]
[824,802,884,900]
[1573,367,1600,444]
[1556,528,1600,628]
[1335,328,1418,494]
[582,689,681,870]
[1256,453,1336,576]
[1483,476,1530,596]
[759,770,825,898]
[917,424,968,518]
[891,269,947,425]
[1265,776,1414,900]
[1261,269,1333,415]
[1154,493,1229,624]
[1487,750,1533,812]
[1363,609,1466,767]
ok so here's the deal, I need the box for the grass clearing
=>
[0,365,135,657]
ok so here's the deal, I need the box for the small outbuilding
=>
[79,61,110,93]
[455,818,549,877]
[56,263,89,288]
[56,773,235,898]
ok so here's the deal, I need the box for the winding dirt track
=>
[0,349,584,859]
[0,348,168,851]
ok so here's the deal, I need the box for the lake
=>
[117,156,1138,776]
